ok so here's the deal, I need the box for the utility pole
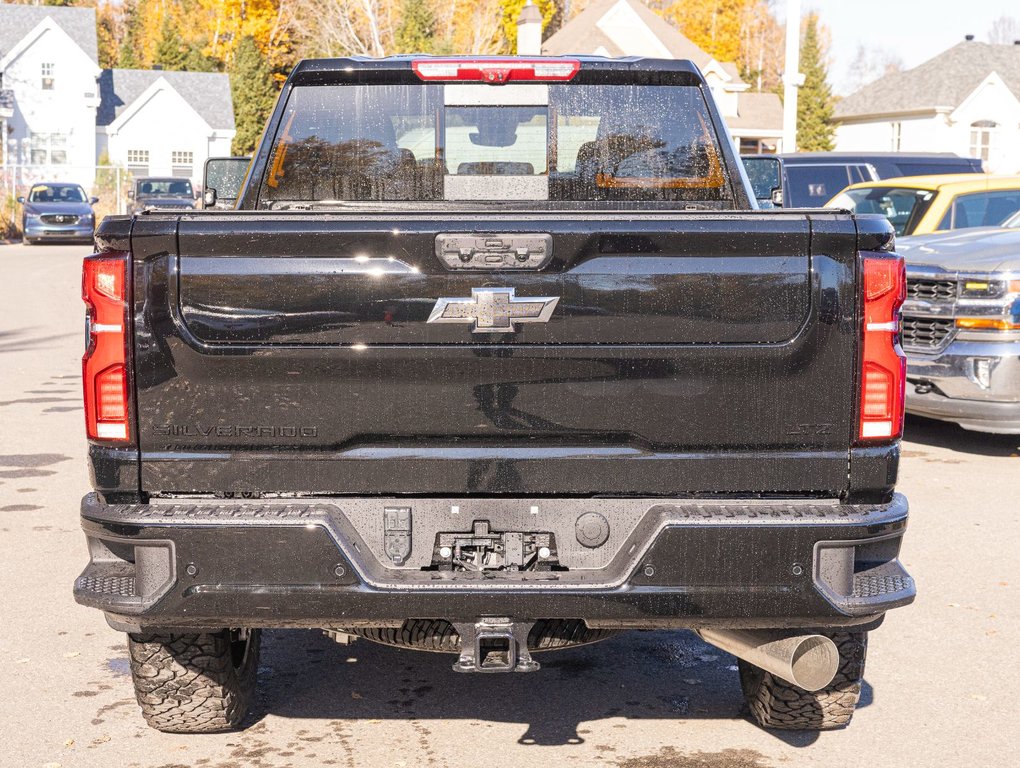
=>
[782,0,803,153]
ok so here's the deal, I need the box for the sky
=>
[792,0,1020,94]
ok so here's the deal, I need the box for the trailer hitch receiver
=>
[451,618,540,673]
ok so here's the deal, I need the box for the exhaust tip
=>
[790,635,840,691]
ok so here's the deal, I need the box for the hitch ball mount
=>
[452,618,540,674]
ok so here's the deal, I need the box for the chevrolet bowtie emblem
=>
[427,288,559,333]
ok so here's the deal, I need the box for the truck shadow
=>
[903,415,1019,457]
[257,629,874,748]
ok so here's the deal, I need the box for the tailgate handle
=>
[436,233,553,270]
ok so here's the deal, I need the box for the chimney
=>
[517,0,543,56]
[965,34,975,41]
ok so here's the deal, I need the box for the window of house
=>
[891,122,901,151]
[127,149,150,175]
[29,133,68,165]
[171,150,194,177]
[969,120,996,162]
[41,62,54,90]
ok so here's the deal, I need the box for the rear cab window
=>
[258,79,733,207]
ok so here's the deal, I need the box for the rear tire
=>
[127,629,260,733]
[738,631,867,730]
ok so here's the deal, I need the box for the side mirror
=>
[16,196,25,204]
[90,196,100,204]
[741,155,784,209]
[203,156,251,208]
[127,190,135,200]
[203,189,217,208]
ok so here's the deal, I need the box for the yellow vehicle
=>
[826,174,1020,237]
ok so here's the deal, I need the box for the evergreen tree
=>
[184,44,219,72]
[796,13,835,151]
[155,18,189,70]
[118,0,142,68]
[393,0,436,53]
[230,36,277,155]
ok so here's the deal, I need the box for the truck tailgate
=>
[132,211,858,496]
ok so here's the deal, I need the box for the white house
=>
[97,69,235,183]
[0,3,101,187]
[540,0,784,153]
[835,40,1020,174]
[0,2,235,191]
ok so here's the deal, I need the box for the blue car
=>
[17,182,98,245]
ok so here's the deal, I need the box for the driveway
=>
[1,243,1017,768]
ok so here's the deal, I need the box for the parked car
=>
[127,176,197,213]
[74,55,914,735]
[898,216,1020,433]
[772,152,982,208]
[827,175,1020,236]
[16,182,97,244]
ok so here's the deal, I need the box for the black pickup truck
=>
[74,56,914,734]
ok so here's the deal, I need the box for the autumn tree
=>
[393,0,436,53]
[737,0,783,91]
[230,35,278,154]
[198,0,292,71]
[796,13,835,151]
[661,0,747,63]
[499,0,557,53]
[423,0,503,54]
[95,1,124,69]
[287,0,393,57]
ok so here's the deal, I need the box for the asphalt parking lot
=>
[1,243,1018,768]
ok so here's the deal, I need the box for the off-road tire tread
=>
[739,631,867,730]
[351,619,613,652]
[127,630,260,733]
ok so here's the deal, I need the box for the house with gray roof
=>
[0,2,102,186]
[835,39,1020,174]
[0,2,235,192]
[96,69,235,182]
[540,0,784,153]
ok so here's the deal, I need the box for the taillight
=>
[411,58,580,83]
[83,254,129,441]
[859,255,906,441]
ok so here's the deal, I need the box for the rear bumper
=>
[75,492,914,633]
